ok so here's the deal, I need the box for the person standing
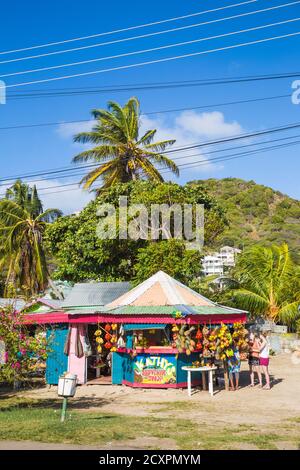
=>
[248,330,262,387]
[228,341,241,391]
[259,331,271,390]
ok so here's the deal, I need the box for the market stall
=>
[23,272,248,388]
[100,271,248,389]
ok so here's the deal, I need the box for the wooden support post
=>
[223,360,229,391]
[201,371,207,391]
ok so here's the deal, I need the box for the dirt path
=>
[0,437,176,450]
[22,353,300,427]
[2,354,299,450]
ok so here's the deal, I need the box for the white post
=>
[188,370,192,397]
[208,370,214,397]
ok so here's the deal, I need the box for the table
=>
[182,366,217,397]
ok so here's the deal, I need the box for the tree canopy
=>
[45,181,227,283]
[0,182,61,297]
[231,243,300,328]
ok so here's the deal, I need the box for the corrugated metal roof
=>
[108,304,245,315]
[0,298,26,311]
[62,282,131,309]
[108,271,214,308]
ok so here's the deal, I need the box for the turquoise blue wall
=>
[46,325,69,385]
[176,353,200,384]
[112,352,133,384]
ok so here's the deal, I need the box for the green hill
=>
[190,178,300,258]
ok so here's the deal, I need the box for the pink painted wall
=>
[68,324,86,384]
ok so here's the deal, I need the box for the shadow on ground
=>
[0,395,112,411]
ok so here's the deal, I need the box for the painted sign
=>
[133,355,176,385]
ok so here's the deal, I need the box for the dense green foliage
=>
[0,182,61,297]
[191,178,300,258]
[73,97,178,191]
[0,306,48,384]
[231,244,300,328]
[45,181,227,282]
[133,240,203,285]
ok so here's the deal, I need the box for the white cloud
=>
[56,120,96,140]
[175,111,243,138]
[140,111,245,178]
[36,179,93,215]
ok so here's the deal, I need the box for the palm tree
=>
[0,185,61,297]
[73,97,179,191]
[5,179,43,217]
[232,244,300,328]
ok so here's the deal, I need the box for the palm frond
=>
[36,208,62,222]
[144,139,176,152]
[232,289,269,316]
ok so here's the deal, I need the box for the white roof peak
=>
[108,270,214,308]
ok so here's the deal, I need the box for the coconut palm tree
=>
[0,192,61,297]
[5,179,43,217]
[232,243,300,328]
[73,97,179,192]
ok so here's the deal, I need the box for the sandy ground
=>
[1,353,299,450]
[20,353,300,425]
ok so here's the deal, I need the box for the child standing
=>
[228,342,241,391]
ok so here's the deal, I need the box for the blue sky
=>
[1,0,300,213]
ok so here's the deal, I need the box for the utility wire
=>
[2,30,300,90]
[0,93,290,132]
[0,1,295,65]
[2,17,300,79]
[2,120,300,185]
[0,1,257,56]
[2,131,298,187]
[4,71,300,100]
[2,134,299,197]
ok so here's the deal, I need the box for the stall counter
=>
[112,350,201,388]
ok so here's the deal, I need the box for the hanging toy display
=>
[202,325,211,357]
[174,324,195,355]
[215,324,234,361]
[117,325,126,348]
[94,324,120,354]
[195,326,203,351]
[232,322,249,360]
[94,328,103,353]
[171,324,179,348]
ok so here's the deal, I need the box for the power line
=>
[1,133,298,197]
[0,93,290,132]
[2,17,300,79]
[2,120,300,185]
[6,131,300,187]
[5,71,300,101]
[0,1,296,66]
[161,121,300,154]
[2,30,300,90]
[0,1,257,56]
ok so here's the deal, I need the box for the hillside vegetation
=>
[190,178,300,257]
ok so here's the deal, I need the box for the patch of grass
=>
[147,400,216,413]
[0,397,299,450]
